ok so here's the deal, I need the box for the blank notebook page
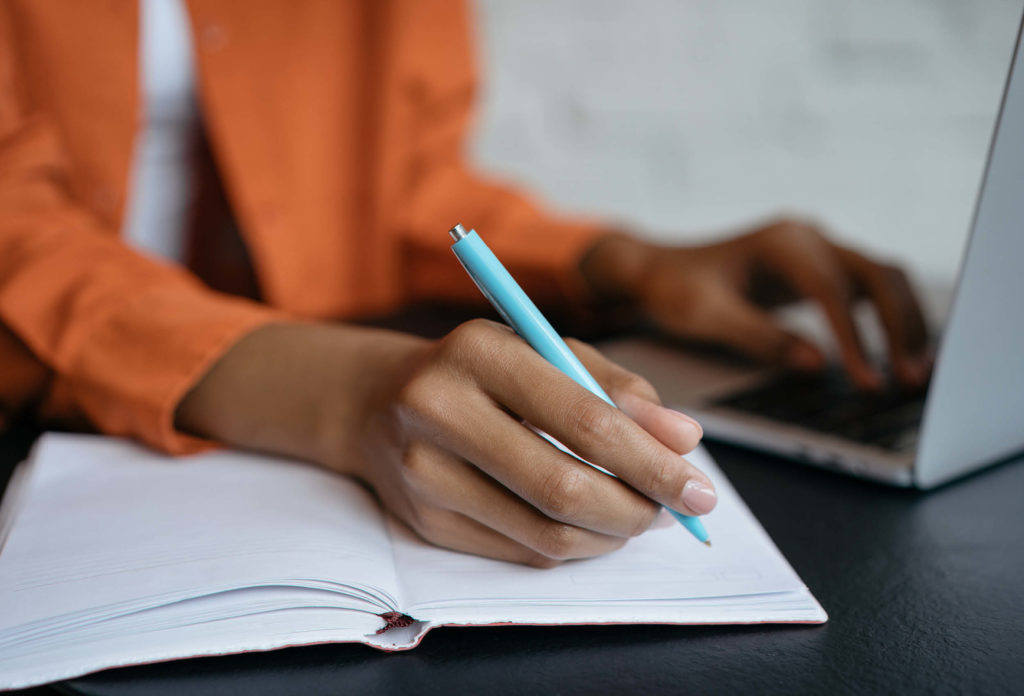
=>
[393,446,823,623]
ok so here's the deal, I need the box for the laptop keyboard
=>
[714,369,927,452]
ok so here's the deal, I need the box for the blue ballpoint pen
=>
[448,224,711,546]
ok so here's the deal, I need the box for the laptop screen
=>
[916,14,1024,487]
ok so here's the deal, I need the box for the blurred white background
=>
[471,0,1023,285]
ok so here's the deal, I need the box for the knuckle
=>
[629,502,663,537]
[398,444,432,489]
[535,521,584,560]
[442,319,519,383]
[774,215,819,233]
[569,398,618,444]
[394,375,450,430]
[766,217,824,246]
[642,454,683,500]
[661,293,706,327]
[409,506,443,544]
[538,465,589,521]
[446,319,504,359]
[614,371,659,404]
[395,374,431,412]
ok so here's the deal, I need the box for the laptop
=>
[600,15,1024,490]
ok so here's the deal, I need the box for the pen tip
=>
[703,540,712,547]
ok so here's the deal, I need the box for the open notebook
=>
[0,433,826,689]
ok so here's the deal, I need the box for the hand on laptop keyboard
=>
[580,218,932,391]
[716,368,927,452]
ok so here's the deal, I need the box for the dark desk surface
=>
[3,424,1022,696]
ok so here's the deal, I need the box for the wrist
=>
[174,322,428,475]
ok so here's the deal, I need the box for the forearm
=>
[172,235,663,476]
[174,322,428,475]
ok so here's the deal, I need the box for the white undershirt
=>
[122,0,198,263]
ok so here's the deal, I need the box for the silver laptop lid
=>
[916,15,1024,488]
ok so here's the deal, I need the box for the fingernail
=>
[665,408,703,439]
[680,480,717,515]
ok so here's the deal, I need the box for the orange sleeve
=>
[393,0,610,308]
[0,9,280,453]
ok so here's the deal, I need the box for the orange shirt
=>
[0,0,604,453]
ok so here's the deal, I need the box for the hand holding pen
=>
[178,228,718,566]
[450,224,714,545]
[362,315,718,565]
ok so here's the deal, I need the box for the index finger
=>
[480,339,718,518]
[754,227,882,388]
[833,247,931,385]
